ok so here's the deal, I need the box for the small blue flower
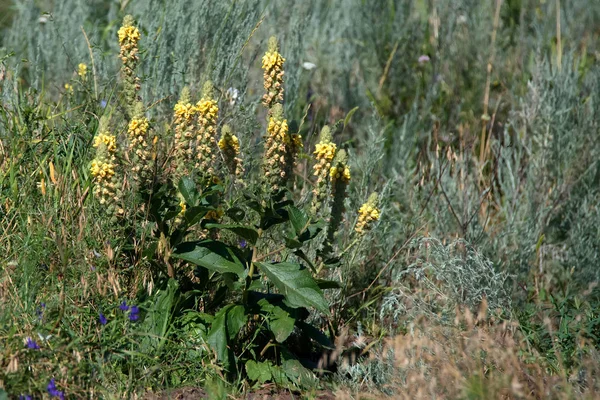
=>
[47,378,65,399]
[100,99,107,108]
[99,312,107,325]
[129,305,140,322]
[26,337,40,350]
[119,301,129,311]
[239,239,247,249]
[19,394,32,400]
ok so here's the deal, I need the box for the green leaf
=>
[207,305,232,367]
[245,360,273,384]
[226,304,247,340]
[178,176,198,205]
[173,240,245,277]
[285,205,308,236]
[283,359,318,387]
[207,304,246,369]
[259,299,295,343]
[183,206,210,226]
[284,236,303,249]
[256,262,329,314]
[204,223,259,245]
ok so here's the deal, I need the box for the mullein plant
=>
[260,38,302,194]
[172,86,197,182]
[311,125,336,215]
[127,102,154,187]
[118,15,141,115]
[194,81,219,180]
[218,124,244,180]
[326,149,351,246]
[263,103,292,192]
[261,36,285,110]
[90,120,123,220]
[355,192,380,235]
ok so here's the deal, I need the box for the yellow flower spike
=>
[311,125,337,215]
[355,193,380,235]
[219,124,244,179]
[194,81,219,178]
[261,36,285,110]
[326,149,351,248]
[118,15,142,114]
[263,103,297,191]
[78,63,87,79]
[90,121,122,218]
[126,101,153,185]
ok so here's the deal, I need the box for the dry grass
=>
[334,302,599,399]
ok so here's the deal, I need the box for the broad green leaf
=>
[256,262,329,314]
[173,240,245,277]
[178,176,198,205]
[259,298,295,343]
[285,205,308,236]
[283,359,317,387]
[183,205,210,226]
[207,304,246,369]
[207,305,232,367]
[245,360,273,383]
[204,223,259,245]
[226,304,247,340]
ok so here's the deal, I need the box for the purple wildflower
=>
[129,305,140,322]
[119,300,129,311]
[418,55,430,64]
[26,337,40,350]
[19,395,32,400]
[239,239,247,249]
[47,378,65,400]
[100,99,107,108]
[99,312,107,325]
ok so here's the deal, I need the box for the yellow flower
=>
[118,16,141,112]
[78,63,87,78]
[118,25,140,46]
[174,102,196,121]
[311,126,336,214]
[219,125,244,178]
[194,81,219,176]
[330,165,351,183]
[64,83,73,93]
[355,193,380,234]
[93,132,117,152]
[261,36,285,109]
